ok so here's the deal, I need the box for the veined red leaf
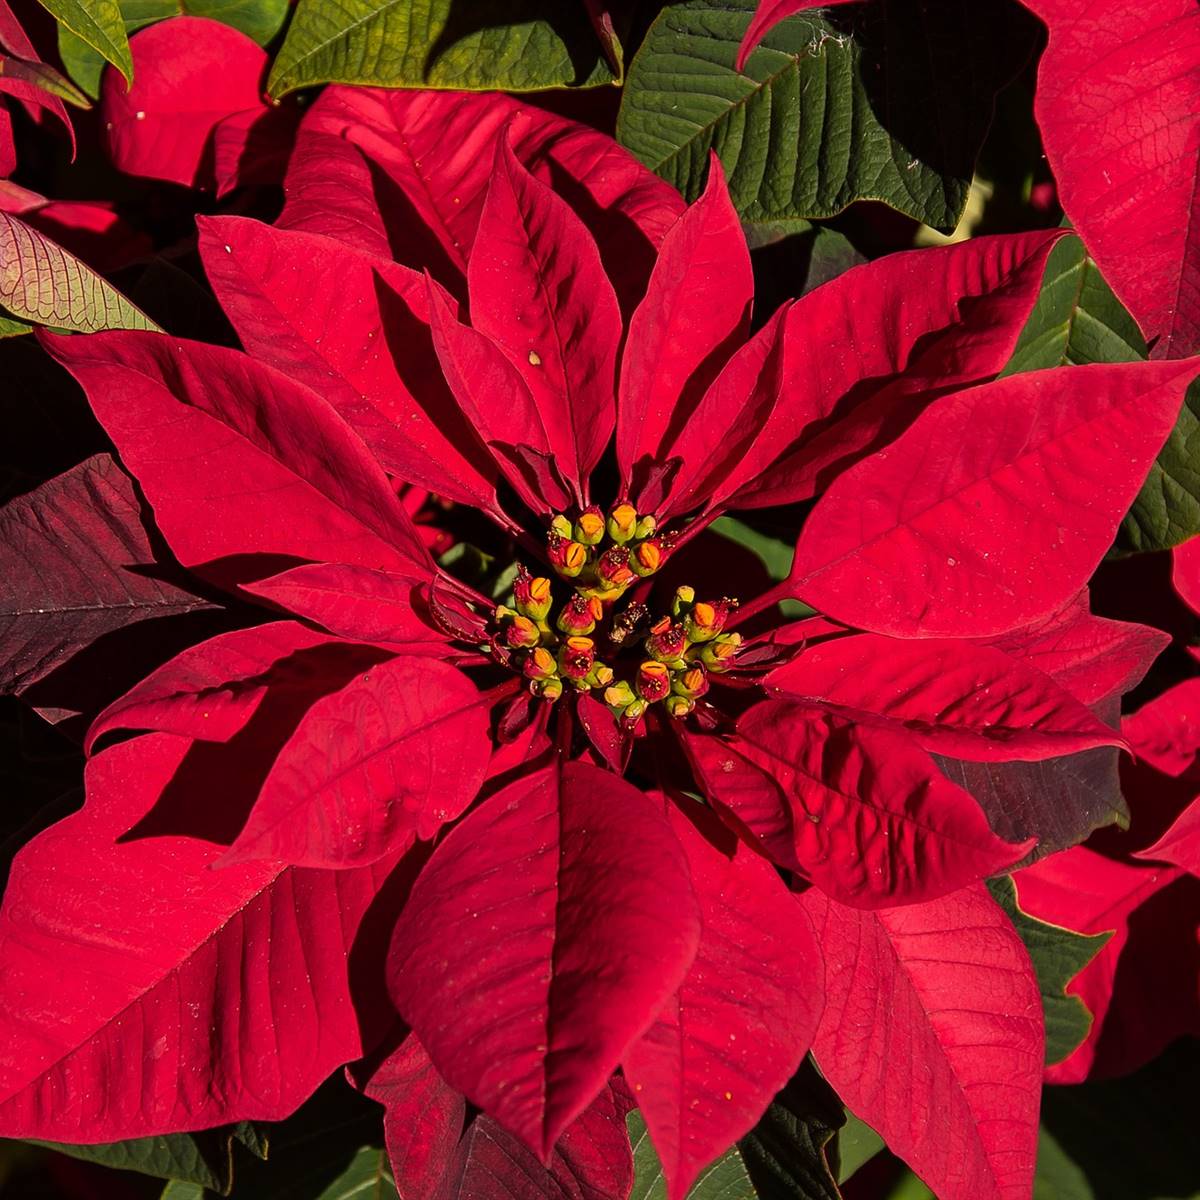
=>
[666,231,1062,516]
[0,734,390,1139]
[425,277,571,514]
[197,217,500,511]
[1020,0,1200,357]
[0,454,211,697]
[1125,676,1200,778]
[687,705,1031,907]
[802,884,1043,1200]
[284,86,683,308]
[468,135,621,493]
[624,805,824,1200]
[618,155,752,494]
[790,360,1200,637]
[243,564,447,650]
[223,655,492,867]
[388,760,701,1158]
[101,17,267,190]
[766,632,1122,761]
[42,331,433,583]
[1,213,157,332]
[85,620,345,753]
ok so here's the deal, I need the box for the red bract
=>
[1,88,1194,1200]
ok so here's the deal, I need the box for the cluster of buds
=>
[546,504,664,601]
[603,586,742,727]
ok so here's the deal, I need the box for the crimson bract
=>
[0,87,1194,1200]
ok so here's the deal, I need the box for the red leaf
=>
[223,655,492,867]
[244,564,447,649]
[197,217,500,511]
[1138,795,1200,876]
[101,18,267,190]
[624,805,824,1200]
[1174,535,1200,616]
[1020,0,1200,357]
[284,87,683,308]
[766,631,1122,761]
[802,884,1043,1200]
[790,360,1199,637]
[0,734,390,1138]
[687,705,1030,907]
[468,135,621,494]
[617,156,752,495]
[0,454,212,697]
[42,331,432,584]
[388,760,700,1157]
[666,231,1062,516]
[211,102,300,197]
[1125,676,1200,778]
[425,277,571,514]
[85,620,342,753]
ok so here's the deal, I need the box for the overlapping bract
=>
[0,86,1193,1200]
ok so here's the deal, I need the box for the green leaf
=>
[59,0,289,99]
[36,0,132,83]
[0,313,33,338]
[267,0,616,99]
[0,213,161,334]
[1000,232,1200,553]
[33,1126,256,1192]
[1036,1040,1200,1199]
[161,1184,208,1200]
[616,0,1033,231]
[834,1114,884,1185]
[987,876,1110,1066]
[1001,234,1146,376]
[628,1060,842,1200]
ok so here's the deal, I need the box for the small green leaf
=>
[36,0,132,83]
[711,516,813,619]
[268,0,616,99]
[988,876,1110,1066]
[0,213,161,334]
[160,1183,208,1200]
[617,0,1033,231]
[630,1110,756,1200]
[835,1114,884,1185]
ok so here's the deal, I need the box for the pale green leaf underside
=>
[267,0,616,98]
[36,0,132,82]
[616,0,1029,230]
[0,213,161,334]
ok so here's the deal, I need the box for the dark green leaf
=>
[1037,1040,1200,1200]
[987,876,1110,1066]
[616,0,1033,231]
[267,0,616,99]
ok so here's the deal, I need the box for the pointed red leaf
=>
[197,217,499,510]
[388,760,701,1157]
[85,620,343,753]
[736,1,857,69]
[0,454,212,697]
[617,156,752,493]
[790,360,1199,637]
[802,884,1042,1200]
[223,655,491,867]
[766,632,1121,761]
[0,734,390,1139]
[666,231,1062,516]
[624,805,824,1200]
[469,136,621,492]
[244,564,447,649]
[1138,795,1200,876]
[101,18,267,190]
[1020,0,1200,357]
[425,278,571,514]
[688,705,1030,907]
[285,87,683,308]
[42,331,432,583]
[1125,676,1200,778]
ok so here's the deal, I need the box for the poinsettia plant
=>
[2,1,1200,1199]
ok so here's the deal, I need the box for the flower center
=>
[489,504,741,726]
